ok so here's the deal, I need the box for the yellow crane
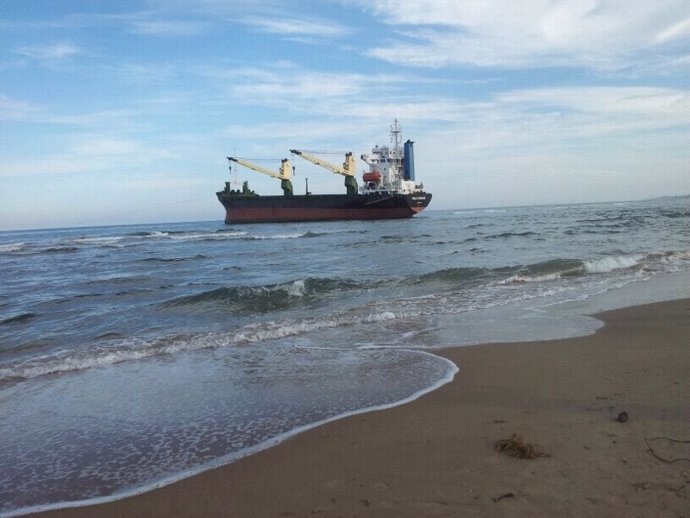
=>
[227,157,293,196]
[290,150,358,195]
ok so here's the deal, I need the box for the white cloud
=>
[203,63,406,111]
[405,83,690,207]
[209,59,690,155]
[0,137,173,178]
[0,93,39,121]
[228,68,365,101]
[206,62,460,121]
[0,157,94,177]
[71,137,145,156]
[655,16,690,44]
[239,15,351,38]
[357,0,690,70]
[0,93,156,129]
[129,19,207,36]
[16,42,80,62]
[451,86,690,152]
[499,86,690,117]
[109,174,207,191]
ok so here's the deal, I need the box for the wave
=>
[161,277,365,313]
[583,255,644,274]
[380,235,406,243]
[0,226,349,258]
[72,236,124,245]
[401,252,679,290]
[464,223,489,229]
[659,209,690,219]
[497,253,658,285]
[0,242,81,256]
[214,229,368,241]
[123,230,247,242]
[0,242,25,253]
[3,247,687,383]
[139,255,209,264]
[83,275,152,286]
[411,266,495,285]
[484,231,537,239]
[0,313,37,326]
[150,230,322,242]
[44,246,79,254]
[0,308,400,382]
[126,230,171,237]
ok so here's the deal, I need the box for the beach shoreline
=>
[30,298,690,517]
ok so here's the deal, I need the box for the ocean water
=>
[1,199,689,515]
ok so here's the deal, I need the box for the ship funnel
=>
[403,140,415,181]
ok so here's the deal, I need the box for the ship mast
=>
[390,118,402,154]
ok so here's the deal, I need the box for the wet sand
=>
[34,299,690,517]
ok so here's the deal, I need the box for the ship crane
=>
[290,150,358,196]
[227,157,293,196]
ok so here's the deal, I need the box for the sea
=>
[1,198,689,515]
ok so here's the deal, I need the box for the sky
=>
[1,0,690,230]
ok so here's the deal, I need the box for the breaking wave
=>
[2,241,688,383]
[497,251,690,285]
[583,255,644,274]
[0,309,401,382]
[161,277,366,313]
[0,242,25,253]
[406,253,659,289]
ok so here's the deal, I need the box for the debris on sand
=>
[495,433,550,459]
[492,492,515,502]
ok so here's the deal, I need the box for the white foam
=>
[167,231,247,241]
[1,351,458,518]
[0,242,24,253]
[0,307,411,381]
[498,272,564,285]
[286,279,306,297]
[3,249,686,383]
[72,236,124,245]
[583,254,643,273]
[365,311,396,322]
[251,232,306,240]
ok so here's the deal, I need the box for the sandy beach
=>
[34,299,690,518]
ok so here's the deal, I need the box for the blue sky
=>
[2,0,689,230]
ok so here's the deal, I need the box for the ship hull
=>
[216,192,432,224]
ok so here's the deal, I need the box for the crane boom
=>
[289,150,358,195]
[289,150,355,177]
[227,157,292,180]
[227,157,293,196]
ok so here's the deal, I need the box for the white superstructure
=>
[359,119,425,195]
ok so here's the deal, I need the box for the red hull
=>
[216,191,432,224]
[225,206,424,223]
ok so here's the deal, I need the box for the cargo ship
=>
[216,120,432,224]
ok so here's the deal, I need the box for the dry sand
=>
[34,299,690,517]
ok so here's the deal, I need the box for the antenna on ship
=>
[391,118,402,153]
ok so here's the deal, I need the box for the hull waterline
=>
[216,193,432,224]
